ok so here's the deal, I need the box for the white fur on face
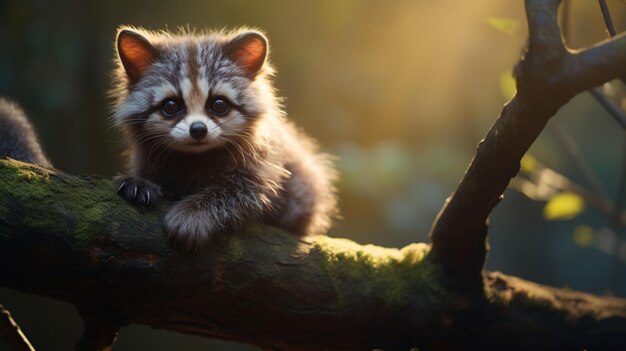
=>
[180,78,211,114]
[212,81,240,105]
[169,114,225,152]
[151,83,178,105]
[217,113,247,138]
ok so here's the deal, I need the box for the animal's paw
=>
[164,203,223,252]
[114,175,162,207]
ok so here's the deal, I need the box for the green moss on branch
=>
[1,158,626,350]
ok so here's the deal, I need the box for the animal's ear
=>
[117,29,157,83]
[224,31,268,79]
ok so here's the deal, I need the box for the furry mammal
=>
[112,27,338,251]
[0,98,51,167]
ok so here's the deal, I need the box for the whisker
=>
[153,139,177,166]
[218,137,240,167]
[222,137,248,167]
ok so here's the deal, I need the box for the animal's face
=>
[113,28,272,153]
[129,67,255,153]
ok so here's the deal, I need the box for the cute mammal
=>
[112,27,338,251]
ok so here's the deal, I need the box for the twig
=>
[549,122,608,196]
[592,0,626,129]
[0,305,35,351]
[599,0,618,36]
[589,87,626,128]
[512,161,622,225]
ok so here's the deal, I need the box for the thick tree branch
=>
[429,0,626,290]
[569,34,626,93]
[526,0,564,56]
[1,159,626,350]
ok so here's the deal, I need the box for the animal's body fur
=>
[0,98,51,167]
[112,27,338,251]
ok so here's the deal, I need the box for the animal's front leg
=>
[164,199,222,252]
[164,182,271,252]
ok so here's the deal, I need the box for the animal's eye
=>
[210,97,230,115]
[161,99,182,117]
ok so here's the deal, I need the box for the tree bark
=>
[0,159,625,350]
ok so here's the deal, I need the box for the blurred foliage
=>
[521,154,538,174]
[574,225,595,247]
[542,192,585,221]
[2,0,626,350]
[487,17,521,36]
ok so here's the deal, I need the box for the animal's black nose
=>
[189,122,208,140]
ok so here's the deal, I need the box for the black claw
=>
[117,181,127,193]
[114,176,162,207]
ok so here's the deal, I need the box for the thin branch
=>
[549,121,608,196]
[591,1,626,129]
[0,305,35,351]
[512,161,622,225]
[589,87,626,128]
[598,0,618,36]
[568,33,626,94]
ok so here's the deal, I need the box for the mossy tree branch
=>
[1,159,626,350]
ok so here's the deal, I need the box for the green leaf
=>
[499,71,517,101]
[487,17,520,36]
[543,192,586,221]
